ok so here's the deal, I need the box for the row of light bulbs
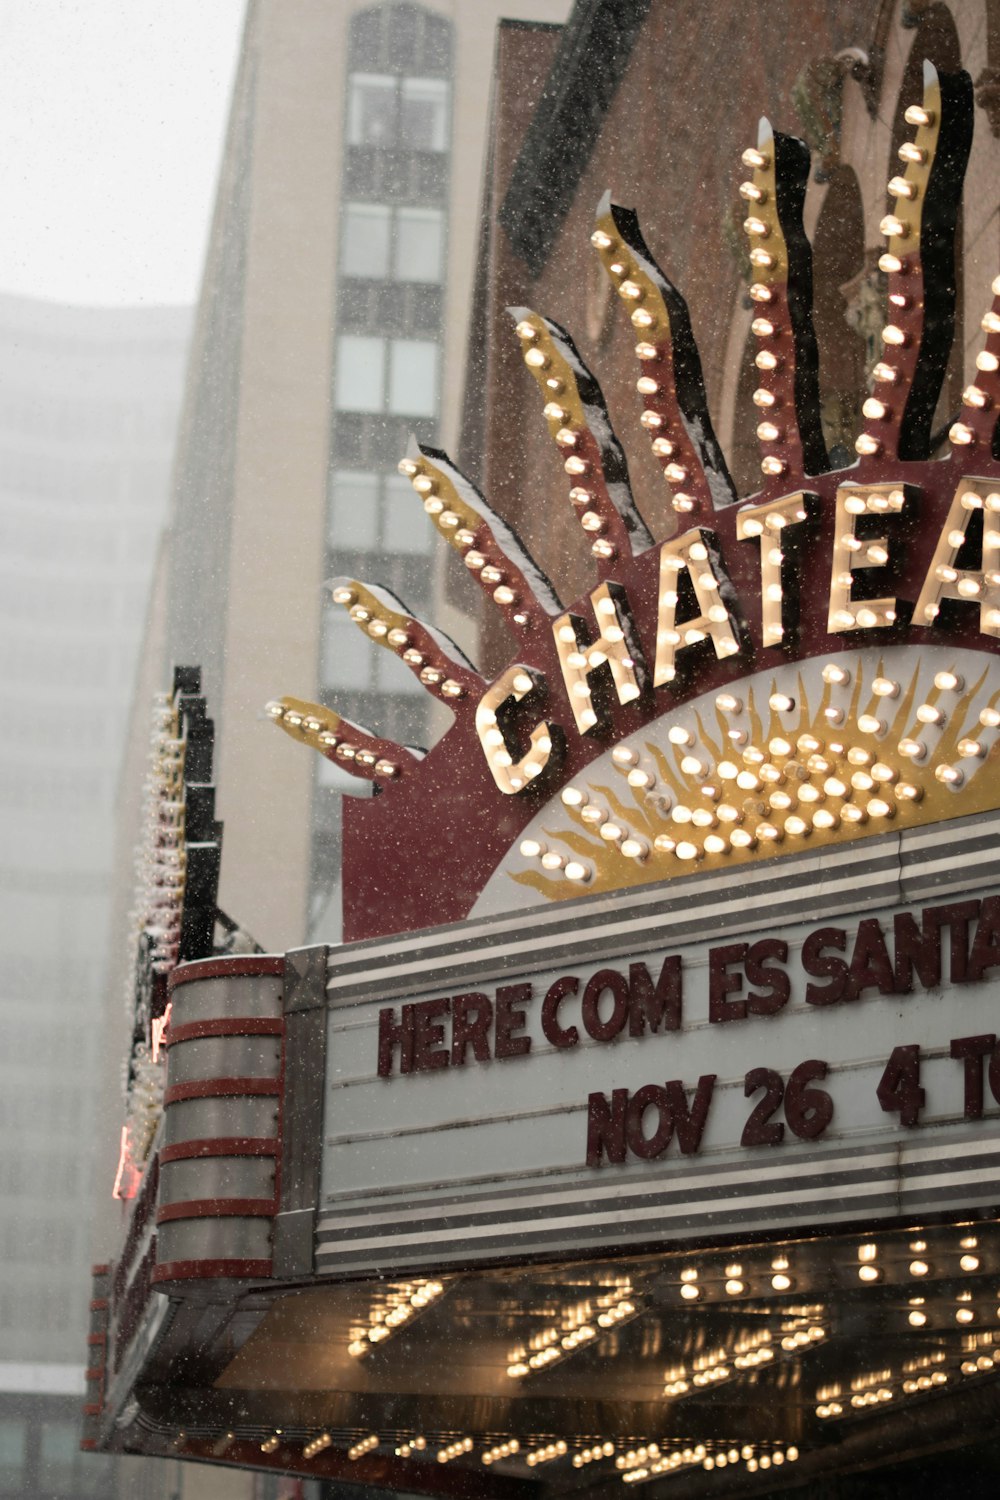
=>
[399,451,536,622]
[507,1284,639,1378]
[539,677,996,879]
[119,695,188,1175]
[623,1443,800,1484]
[265,701,400,780]
[347,1279,446,1358]
[875,138,1000,463]
[330,583,469,702]
[324,1430,802,1480]
[662,1316,823,1398]
[515,316,627,561]
[591,217,712,517]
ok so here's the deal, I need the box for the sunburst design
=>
[267,62,1000,938]
[500,648,1000,904]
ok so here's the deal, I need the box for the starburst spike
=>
[398,438,561,636]
[264,697,423,783]
[740,118,828,490]
[860,61,973,463]
[948,273,1000,453]
[328,577,485,704]
[592,193,735,524]
[510,307,652,568]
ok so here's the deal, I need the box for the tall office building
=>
[157,0,570,954]
[0,294,190,1496]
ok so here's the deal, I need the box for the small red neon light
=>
[112,1126,138,1201]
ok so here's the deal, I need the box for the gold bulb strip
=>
[265,695,421,784]
[592,194,734,526]
[398,440,560,636]
[511,306,652,568]
[328,576,483,704]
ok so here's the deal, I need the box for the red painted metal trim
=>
[167,1017,284,1045]
[156,1197,276,1224]
[164,1077,280,1105]
[83,1403,102,1417]
[151,1257,272,1284]
[85,1367,104,1382]
[79,1440,97,1452]
[87,1333,107,1346]
[91,1262,110,1275]
[169,955,284,991]
[89,1298,108,1311]
[159,1136,278,1164]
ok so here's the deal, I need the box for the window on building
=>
[76,1450,114,1496]
[389,339,438,417]
[383,473,432,552]
[376,648,425,697]
[0,1419,26,1492]
[335,335,385,412]
[320,608,372,692]
[346,73,450,152]
[395,207,444,282]
[401,77,449,151]
[341,203,391,279]
[335,338,439,418]
[329,470,379,549]
[39,1422,77,1490]
[341,205,443,284]
[347,72,397,146]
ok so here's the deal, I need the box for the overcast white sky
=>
[0,1,246,307]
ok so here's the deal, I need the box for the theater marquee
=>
[91,47,1000,1495]
[313,808,1000,1277]
[250,61,1000,1274]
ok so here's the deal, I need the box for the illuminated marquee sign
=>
[316,811,1000,1275]
[268,62,1000,948]
[255,61,1000,1268]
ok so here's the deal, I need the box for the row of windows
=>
[342,201,444,282]
[0,640,133,698]
[338,279,442,342]
[0,1086,88,1132]
[321,605,426,697]
[0,566,149,622]
[0,508,155,569]
[348,5,451,79]
[0,703,119,752]
[315,686,430,761]
[333,409,437,473]
[334,335,438,417]
[0,951,89,995]
[0,448,170,504]
[343,143,448,202]
[0,388,179,442]
[329,467,433,553]
[347,73,449,152]
[0,1150,94,1196]
[313,18,453,868]
[0,763,108,810]
[0,1418,116,1498]
[0,1217,76,1262]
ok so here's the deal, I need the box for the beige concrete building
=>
[93,12,566,1492]
[151,0,570,957]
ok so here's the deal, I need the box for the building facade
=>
[89,0,1000,1496]
[156,0,569,953]
[0,293,190,1497]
